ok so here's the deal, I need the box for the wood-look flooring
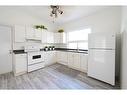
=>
[0,63,120,89]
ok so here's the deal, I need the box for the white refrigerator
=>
[88,32,115,85]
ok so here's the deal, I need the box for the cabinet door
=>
[26,26,34,39]
[68,52,73,67]
[47,31,54,43]
[15,54,27,75]
[44,51,56,66]
[54,33,60,43]
[34,29,42,40]
[73,53,80,69]
[60,33,66,43]
[14,25,26,42]
[56,51,61,62]
[42,30,47,43]
[60,52,68,65]
[50,51,56,64]
[80,54,88,72]
[54,33,66,43]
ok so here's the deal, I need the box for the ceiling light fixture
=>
[50,5,63,23]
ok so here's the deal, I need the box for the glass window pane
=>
[68,28,91,42]
[68,43,77,49]
[78,42,88,49]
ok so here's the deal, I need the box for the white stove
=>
[24,46,45,72]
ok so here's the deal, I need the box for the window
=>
[67,28,91,49]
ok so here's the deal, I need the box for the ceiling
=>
[22,6,110,25]
[0,6,112,25]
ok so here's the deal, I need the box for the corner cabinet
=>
[14,25,26,42]
[54,33,66,43]
[44,51,56,66]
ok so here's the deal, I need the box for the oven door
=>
[28,51,44,65]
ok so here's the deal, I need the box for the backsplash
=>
[13,42,44,50]
[13,42,67,50]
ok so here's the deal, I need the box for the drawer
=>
[28,62,44,72]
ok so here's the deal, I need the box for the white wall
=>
[121,6,127,89]
[57,7,121,33]
[0,7,56,32]
[0,7,56,50]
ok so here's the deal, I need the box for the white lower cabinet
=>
[13,51,88,76]
[13,54,27,76]
[73,53,81,70]
[80,54,88,72]
[67,52,88,73]
[57,51,68,65]
[67,52,74,67]
[44,51,56,66]
[68,52,80,70]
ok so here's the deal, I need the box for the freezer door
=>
[88,32,115,49]
[88,49,115,85]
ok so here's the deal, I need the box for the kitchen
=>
[0,6,126,89]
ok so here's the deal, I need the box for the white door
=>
[88,49,115,85]
[0,26,12,74]
[88,32,115,49]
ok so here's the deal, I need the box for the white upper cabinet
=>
[47,31,54,43]
[41,30,54,43]
[34,29,42,40]
[54,33,61,43]
[26,26,34,40]
[14,25,26,42]
[54,33,66,43]
[26,26,42,41]
[41,30,47,43]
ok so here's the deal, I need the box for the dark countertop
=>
[13,50,26,54]
[55,49,88,54]
[42,48,88,54]
[13,48,88,54]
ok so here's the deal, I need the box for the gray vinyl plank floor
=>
[0,63,120,89]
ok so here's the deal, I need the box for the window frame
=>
[67,28,91,50]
